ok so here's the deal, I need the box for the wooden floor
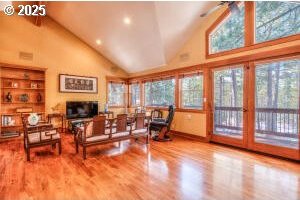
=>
[0,133,299,200]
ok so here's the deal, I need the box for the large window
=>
[255,58,300,149]
[108,82,125,106]
[209,3,245,54]
[255,1,300,43]
[130,82,140,106]
[180,73,203,109]
[207,2,299,57]
[144,78,175,107]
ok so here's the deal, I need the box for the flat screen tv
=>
[66,101,98,119]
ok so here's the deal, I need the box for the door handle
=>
[242,108,248,112]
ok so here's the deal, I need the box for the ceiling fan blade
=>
[228,2,240,15]
[200,2,226,18]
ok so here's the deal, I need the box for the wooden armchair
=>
[23,118,61,161]
[75,114,149,159]
[131,113,150,143]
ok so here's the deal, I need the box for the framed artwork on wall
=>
[59,74,98,93]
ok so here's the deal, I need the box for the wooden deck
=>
[0,133,299,200]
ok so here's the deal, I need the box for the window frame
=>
[206,1,300,59]
[106,78,127,108]
[143,77,176,108]
[179,72,204,111]
[129,81,142,107]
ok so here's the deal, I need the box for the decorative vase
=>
[6,92,12,102]
[28,113,39,126]
[20,94,29,102]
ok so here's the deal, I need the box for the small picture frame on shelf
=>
[31,83,38,89]
[9,81,18,88]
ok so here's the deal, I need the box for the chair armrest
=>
[150,121,168,126]
[44,128,58,140]
[153,118,166,123]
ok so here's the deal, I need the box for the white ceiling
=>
[47,2,219,73]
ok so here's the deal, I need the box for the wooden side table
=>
[48,113,65,133]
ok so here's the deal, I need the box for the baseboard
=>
[171,131,208,142]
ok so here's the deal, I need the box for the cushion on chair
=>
[86,122,93,137]
[132,128,148,135]
[86,134,109,142]
[105,128,116,134]
[127,125,135,131]
[111,131,130,138]
[28,130,60,144]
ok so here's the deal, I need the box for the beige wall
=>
[0,14,127,115]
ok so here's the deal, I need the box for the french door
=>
[249,57,300,160]
[211,65,248,148]
[210,57,300,160]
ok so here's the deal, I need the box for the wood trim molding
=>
[171,131,208,142]
[0,62,47,71]
[129,45,300,81]
[106,76,128,83]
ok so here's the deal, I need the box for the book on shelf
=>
[1,116,15,126]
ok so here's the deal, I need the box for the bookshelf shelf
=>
[0,64,46,139]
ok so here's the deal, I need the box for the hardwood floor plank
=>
[0,134,299,200]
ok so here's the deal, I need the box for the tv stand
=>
[68,118,92,134]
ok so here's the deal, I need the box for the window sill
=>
[108,105,126,108]
[176,108,206,114]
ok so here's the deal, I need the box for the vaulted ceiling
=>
[47,2,219,73]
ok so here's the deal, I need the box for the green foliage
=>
[131,83,140,106]
[145,79,175,106]
[108,83,125,106]
[210,4,245,53]
[256,1,300,43]
[181,75,203,109]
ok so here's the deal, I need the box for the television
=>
[66,101,98,119]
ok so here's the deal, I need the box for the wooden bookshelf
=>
[0,64,46,139]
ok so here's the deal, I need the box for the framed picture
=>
[59,74,98,93]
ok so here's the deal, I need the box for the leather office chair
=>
[149,105,175,142]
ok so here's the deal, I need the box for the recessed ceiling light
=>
[96,39,102,45]
[123,17,131,25]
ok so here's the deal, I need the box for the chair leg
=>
[58,141,62,155]
[26,148,30,161]
[83,146,87,160]
[75,140,79,153]
[146,134,150,144]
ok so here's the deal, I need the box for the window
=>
[209,3,245,54]
[180,73,203,109]
[130,82,140,106]
[255,58,300,148]
[108,82,125,106]
[144,78,175,107]
[255,1,300,43]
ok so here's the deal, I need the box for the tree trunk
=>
[231,70,238,126]
[272,64,280,132]
[267,66,273,131]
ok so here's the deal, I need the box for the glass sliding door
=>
[212,66,246,146]
[254,58,300,150]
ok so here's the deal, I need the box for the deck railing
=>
[214,106,299,139]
